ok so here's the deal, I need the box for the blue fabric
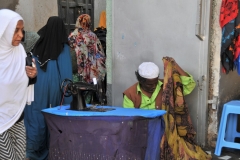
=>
[42,105,166,118]
[42,106,166,159]
[145,117,165,160]
[24,44,73,160]
[235,55,240,75]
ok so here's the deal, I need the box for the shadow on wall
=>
[0,0,19,10]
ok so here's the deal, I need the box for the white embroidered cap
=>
[138,62,159,79]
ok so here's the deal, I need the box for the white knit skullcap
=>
[138,62,159,79]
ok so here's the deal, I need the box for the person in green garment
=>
[123,57,196,109]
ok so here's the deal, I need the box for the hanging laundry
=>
[235,55,240,74]
[220,0,239,74]
[94,27,107,54]
[94,11,107,53]
[98,11,106,28]
[220,0,238,28]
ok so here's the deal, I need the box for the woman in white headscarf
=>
[0,9,37,159]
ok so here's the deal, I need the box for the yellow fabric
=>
[180,72,196,95]
[98,11,106,28]
[160,58,212,160]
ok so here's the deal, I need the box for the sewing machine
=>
[61,78,113,112]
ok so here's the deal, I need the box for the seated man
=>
[123,57,196,109]
[123,57,212,160]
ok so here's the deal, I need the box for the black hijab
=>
[33,16,68,71]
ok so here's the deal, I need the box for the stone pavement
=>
[204,147,240,160]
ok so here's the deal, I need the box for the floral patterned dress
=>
[68,27,106,83]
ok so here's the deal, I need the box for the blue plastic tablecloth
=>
[42,105,166,118]
[42,105,166,160]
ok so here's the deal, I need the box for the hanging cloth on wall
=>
[95,11,107,53]
[220,0,239,74]
[159,58,212,160]
[98,11,106,28]
[94,27,107,53]
[234,19,240,75]
[220,0,238,28]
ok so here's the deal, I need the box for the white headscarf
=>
[0,9,28,133]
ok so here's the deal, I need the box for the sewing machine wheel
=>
[61,78,73,97]
[69,84,78,95]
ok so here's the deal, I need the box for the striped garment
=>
[0,121,26,160]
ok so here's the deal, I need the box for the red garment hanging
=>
[220,0,239,73]
[220,0,238,28]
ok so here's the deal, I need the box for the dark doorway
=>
[57,0,94,34]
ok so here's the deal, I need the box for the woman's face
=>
[80,19,88,30]
[12,20,24,46]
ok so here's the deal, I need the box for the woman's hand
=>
[26,59,37,78]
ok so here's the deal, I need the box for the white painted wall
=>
[94,0,106,29]
[16,0,58,32]
[16,0,105,33]
[109,0,211,146]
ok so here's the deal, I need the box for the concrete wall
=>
[94,0,106,29]
[106,0,112,105]
[0,0,58,32]
[217,71,240,141]
[218,71,240,109]
[0,0,19,10]
[15,0,35,31]
[207,0,221,147]
[16,0,58,32]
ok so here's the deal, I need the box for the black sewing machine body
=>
[70,81,101,110]
[61,79,113,112]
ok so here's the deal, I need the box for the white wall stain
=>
[116,52,126,60]
[134,42,137,47]
[122,34,125,39]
